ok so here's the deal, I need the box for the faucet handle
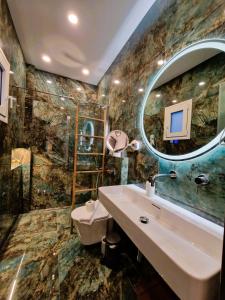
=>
[194,174,209,185]
[148,176,154,186]
[169,170,177,179]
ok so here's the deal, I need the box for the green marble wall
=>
[23,65,100,209]
[98,0,225,225]
[0,0,26,246]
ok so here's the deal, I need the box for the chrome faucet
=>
[149,170,177,187]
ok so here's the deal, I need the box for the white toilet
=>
[71,200,112,245]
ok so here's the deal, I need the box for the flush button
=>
[139,216,149,224]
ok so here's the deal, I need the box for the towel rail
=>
[71,105,107,233]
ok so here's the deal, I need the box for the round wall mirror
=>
[140,39,225,160]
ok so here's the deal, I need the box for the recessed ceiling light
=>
[156,93,161,98]
[68,13,79,25]
[157,59,165,66]
[82,68,90,75]
[172,99,177,103]
[122,100,126,103]
[76,87,81,91]
[198,81,206,86]
[113,79,120,85]
[61,97,65,101]
[102,94,106,97]
[42,54,51,63]
[138,88,144,93]
[46,80,52,84]
[9,70,14,74]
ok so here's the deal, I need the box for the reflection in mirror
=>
[144,51,225,156]
[79,120,95,151]
[11,148,31,208]
[11,148,31,170]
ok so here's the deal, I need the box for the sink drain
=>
[139,216,149,224]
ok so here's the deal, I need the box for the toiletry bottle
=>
[146,177,155,197]
[146,180,151,196]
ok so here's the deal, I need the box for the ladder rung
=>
[79,115,104,122]
[75,188,97,193]
[76,170,103,174]
[77,152,104,156]
[77,134,104,139]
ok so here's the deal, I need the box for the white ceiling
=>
[7,0,156,85]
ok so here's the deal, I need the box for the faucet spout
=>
[150,170,176,187]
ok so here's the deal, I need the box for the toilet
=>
[71,200,112,245]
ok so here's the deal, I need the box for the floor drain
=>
[139,216,149,224]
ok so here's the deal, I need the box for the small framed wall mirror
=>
[140,39,225,160]
[0,48,10,124]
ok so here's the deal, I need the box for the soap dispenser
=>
[146,177,155,197]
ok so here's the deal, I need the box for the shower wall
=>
[0,0,26,247]
[21,65,100,209]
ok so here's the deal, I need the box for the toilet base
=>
[73,218,112,245]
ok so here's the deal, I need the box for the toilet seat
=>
[71,200,109,224]
[71,201,112,245]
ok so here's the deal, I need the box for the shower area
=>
[0,78,107,248]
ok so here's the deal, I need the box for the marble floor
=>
[0,207,179,300]
[0,214,17,249]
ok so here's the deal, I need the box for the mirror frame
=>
[139,38,225,161]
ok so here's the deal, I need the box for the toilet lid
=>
[71,201,109,223]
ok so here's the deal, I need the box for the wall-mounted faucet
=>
[150,170,177,187]
[194,174,209,186]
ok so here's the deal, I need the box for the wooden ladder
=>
[71,104,107,231]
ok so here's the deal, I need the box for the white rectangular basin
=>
[99,184,224,300]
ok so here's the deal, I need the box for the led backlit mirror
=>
[140,39,225,160]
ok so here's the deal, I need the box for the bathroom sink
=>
[99,184,223,300]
